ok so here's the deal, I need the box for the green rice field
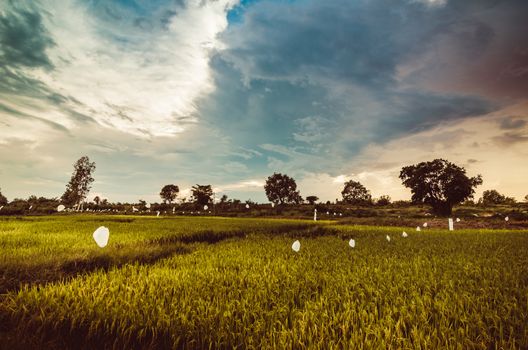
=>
[1,215,527,349]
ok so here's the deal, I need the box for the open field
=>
[1,216,528,349]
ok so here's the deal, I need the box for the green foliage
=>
[306,195,319,205]
[0,196,59,215]
[60,156,96,207]
[0,216,311,294]
[1,216,527,348]
[191,184,213,206]
[481,189,516,205]
[264,173,302,205]
[341,180,372,205]
[400,159,483,216]
[159,184,179,204]
[376,195,391,206]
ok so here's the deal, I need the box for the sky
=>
[0,0,527,204]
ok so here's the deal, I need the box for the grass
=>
[0,215,314,293]
[1,215,528,349]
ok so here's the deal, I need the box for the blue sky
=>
[1,0,527,203]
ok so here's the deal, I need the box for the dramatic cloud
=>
[199,0,504,172]
[0,3,54,68]
[1,0,238,137]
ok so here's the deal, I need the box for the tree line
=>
[1,157,527,216]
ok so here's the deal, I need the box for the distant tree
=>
[376,195,391,206]
[0,188,8,206]
[505,197,516,205]
[525,194,528,203]
[306,195,319,205]
[93,196,101,205]
[244,199,257,208]
[160,184,179,204]
[342,180,372,205]
[61,156,96,209]
[399,159,483,216]
[216,194,229,210]
[191,185,213,206]
[264,173,302,205]
[481,190,506,205]
[138,199,147,208]
[462,199,475,206]
[480,189,516,205]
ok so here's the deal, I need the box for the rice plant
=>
[1,216,527,349]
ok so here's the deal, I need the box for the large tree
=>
[0,187,8,206]
[341,180,372,205]
[160,184,179,204]
[191,184,213,206]
[61,156,96,208]
[264,173,302,205]
[399,159,482,216]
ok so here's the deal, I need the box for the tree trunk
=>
[431,201,452,216]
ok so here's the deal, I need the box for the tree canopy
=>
[376,195,391,206]
[160,184,179,204]
[264,173,302,205]
[191,185,213,206]
[341,180,372,205]
[481,189,515,205]
[306,195,319,205]
[60,156,96,208]
[399,159,482,215]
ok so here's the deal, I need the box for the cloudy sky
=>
[1,0,527,203]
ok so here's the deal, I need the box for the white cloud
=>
[18,0,239,137]
[412,0,447,7]
[293,115,328,144]
[214,179,264,193]
[230,147,263,160]
[332,175,349,184]
[221,161,250,174]
[259,143,295,157]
